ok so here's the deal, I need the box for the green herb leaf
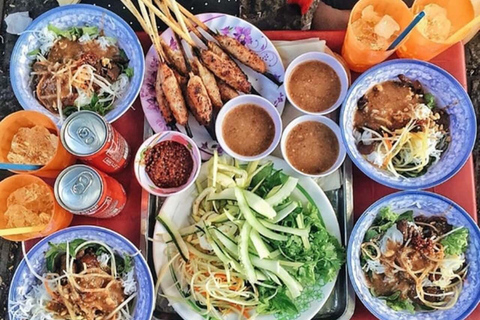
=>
[28,48,40,56]
[386,298,415,313]
[380,291,401,301]
[44,239,86,272]
[250,163,273,189]
[257,285,298,315]
[364,228,380,241]
[397,210,414,222]
[124,67,134,78]
[47,24,72,39]
[441,227,469,255]
[81,26,99,37]
[424,93,436,109]
[376,206,398,232]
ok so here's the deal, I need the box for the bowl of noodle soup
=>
[8,226,154,320]
[348,191,480,320]
[10,4,144,127]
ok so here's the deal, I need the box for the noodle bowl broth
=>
[360,207,469,312]
[353,74,450,178]
[8,226,154,320]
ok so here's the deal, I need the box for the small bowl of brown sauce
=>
[281,115,346,177]
[285,52,348,115]
[134,131,201,196]
[216,95,282,161]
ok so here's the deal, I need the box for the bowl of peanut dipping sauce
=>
[216,95,282,161]
[285,52,349,115]
[281,115,346,177]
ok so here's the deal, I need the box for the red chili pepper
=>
[287,0,314,15]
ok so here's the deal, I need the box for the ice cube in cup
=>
[374,15,400,39]
[417,4,452,41]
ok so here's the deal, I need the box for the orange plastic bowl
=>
[0,110,76,178]
[0,174,73,241]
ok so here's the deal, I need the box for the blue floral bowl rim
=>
[347,190,480,320]
[340,59,477,190]
[8,225,155,319]
[9,4,145,124]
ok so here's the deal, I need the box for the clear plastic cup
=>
[397,0,475,61]
[0,175,73,241]
[341,0,413,72]
[0,111,76,178]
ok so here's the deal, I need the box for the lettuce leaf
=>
[257,285,298,315]
[441,227,469,255]
[270,201,345,286]
[386,298,415,313]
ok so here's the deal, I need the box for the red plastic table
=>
[28,31,479,319]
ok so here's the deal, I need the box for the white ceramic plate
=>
[152,156,341,320]
[140,13,286,160]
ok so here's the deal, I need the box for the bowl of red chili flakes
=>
[134,131,201,196]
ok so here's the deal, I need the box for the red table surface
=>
[26,31,479,319]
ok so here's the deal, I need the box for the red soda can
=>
[60,111,130,173]
[54,164,127,218]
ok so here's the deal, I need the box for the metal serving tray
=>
[139,122,355,320]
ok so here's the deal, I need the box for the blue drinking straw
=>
[0,163,43,171]
[387,11,426,51]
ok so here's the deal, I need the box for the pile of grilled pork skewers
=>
[121,0,282,139]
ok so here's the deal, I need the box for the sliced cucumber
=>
[207,188,235,201]
[235,188,287,241]
[272,201,298,223]
[209,188,276,219]
[156,215,189,262]
[216,172,236,188]
[260,219,310,238]
[250,229,270,259]
[244,190,276,219]
[239,222,256,283]
[296,213,311,249]
[265,177,298,207]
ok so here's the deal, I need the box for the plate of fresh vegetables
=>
[152,153,345,320]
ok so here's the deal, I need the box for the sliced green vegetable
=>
[296,213,311,249]
[235,188,287,241]
[265,177,298,207]
[251,256,303,298]
[260,219,310,238]
[250,229,271,259]
[239,222,256,283]
[272,201,298,223]
[244,190,276,219]
[156,215,189,261]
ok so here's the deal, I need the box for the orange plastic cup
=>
[0,175,73,241]
[0,111,76,178]
[341,0,413,72]
[397,0,475,61]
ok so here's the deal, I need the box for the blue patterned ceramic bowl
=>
[8,226,154,320]
[348,191,480,320]
[10,4,144,126]
[340,60,476,190]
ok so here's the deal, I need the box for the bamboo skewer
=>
[166,0,282,86]
[120,0,165,61]
[123,0,192,136]
[139,0,196,47]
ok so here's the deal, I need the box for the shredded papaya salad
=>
[156,152,345,319]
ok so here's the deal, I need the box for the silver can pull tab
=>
[72,171,94,195]
[77,126,96,145]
